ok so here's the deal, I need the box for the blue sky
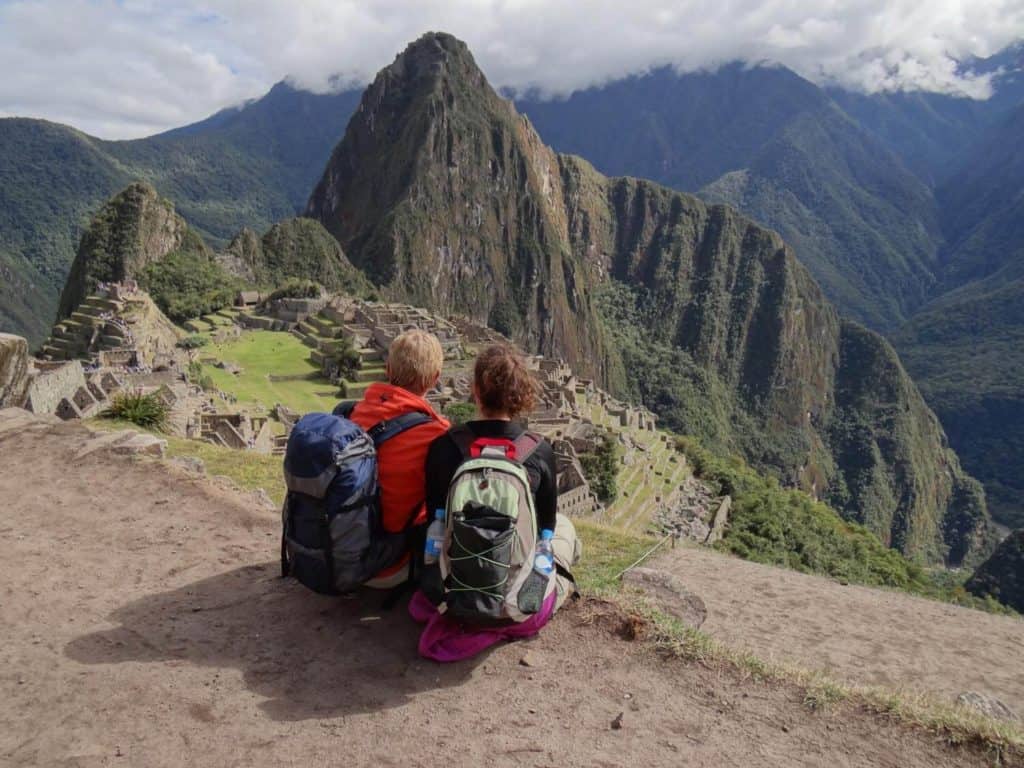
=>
[1,0,1022,139]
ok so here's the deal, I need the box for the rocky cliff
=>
[307,33,608,371]
[57,182,208,318]
[307,32,991,565]
[0,333,29,408]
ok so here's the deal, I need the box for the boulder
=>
[0,334,30,408]
[622,566,707,629]
[956,692,1019,722]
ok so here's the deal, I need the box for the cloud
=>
[1,0,1022,139]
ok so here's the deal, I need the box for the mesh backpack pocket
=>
[445,502,515,622]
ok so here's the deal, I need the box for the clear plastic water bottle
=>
[533,528,555,576]
[424,508,446,565]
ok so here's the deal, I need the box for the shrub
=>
[579,430,620,502]
[103,390,169,431]
[444,401,477,426]
[177,335,208,350]
[331,335,362,381]
[267,278,323,301]
[140,251,240,322]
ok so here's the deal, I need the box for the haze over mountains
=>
[1,34,1023,530]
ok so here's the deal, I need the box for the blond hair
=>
[387,329,443,394]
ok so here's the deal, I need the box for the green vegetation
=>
[578,430,620,503]
[177,335,208,350]
[573,521,657,594]
[199,330,339,414]
[267,278,323,301]
[675,435,1011,613]
[967,530,1024,612]
[140,251,241,323]
[0,83,362,344]
[330,334,362,383]
[102,390,169,432]
[251,219,372,297]
[443,401,477,426]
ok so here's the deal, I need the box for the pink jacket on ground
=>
[408,590,555,662]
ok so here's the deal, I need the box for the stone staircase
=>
[39,295,129,362]
[288,307,388,399]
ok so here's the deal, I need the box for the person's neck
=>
[392,383,428,398]
[480,412,512,422]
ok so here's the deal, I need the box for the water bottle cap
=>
[540,529,554,541]
[435,508,445,520]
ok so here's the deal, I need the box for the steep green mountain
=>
[830,43,1024,184]
[892,106,1024,527]
[57,183,369,328]
[894,266,1024,528]
[307,33,609,369]
[518,65,942,330]
[0,119,130,342]
[309,32,993,565]
[58,183,211,317]
[936,103,1024,289]
[0,83,361,344]
[967,529,1024,612]
[222,217,371,296]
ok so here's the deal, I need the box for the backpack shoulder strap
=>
[332,400,358,419]
[448,424,476,460]
[511,430,543,465]
[367,411,432,447]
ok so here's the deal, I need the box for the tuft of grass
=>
[573,520,657,595]
[102,390,170,431]
[162,436,284,505]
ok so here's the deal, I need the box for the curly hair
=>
[473,344,538,418]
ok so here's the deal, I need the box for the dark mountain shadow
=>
[65,562,484,721]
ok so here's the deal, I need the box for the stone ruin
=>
[0,334,125,421]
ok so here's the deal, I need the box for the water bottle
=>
[533,528,555,576]
[424,508,446,565]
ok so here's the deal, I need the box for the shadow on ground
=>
[65,563,483,721]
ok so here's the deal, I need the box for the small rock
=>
[519,650,542,668]
[956,692,1019,722]
[169,456,205,475]
[252,488,275,510]
[611,712,624,730]
[781,724,790,733]
[111,433,166,457]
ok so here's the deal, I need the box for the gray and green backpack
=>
[437,427,556,624]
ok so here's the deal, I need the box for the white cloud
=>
[1,0,1022,139]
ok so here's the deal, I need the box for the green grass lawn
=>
[199,330,341,414]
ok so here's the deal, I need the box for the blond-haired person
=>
[342,329,450,588]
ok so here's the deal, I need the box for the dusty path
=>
[654,544,1024,711]
[0,410,1011,767]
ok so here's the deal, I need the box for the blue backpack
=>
[280,406,431,595]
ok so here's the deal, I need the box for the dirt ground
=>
[0,411,1015,767]
[653,544,1024,713]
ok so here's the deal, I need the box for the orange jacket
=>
[349,382,450,534]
